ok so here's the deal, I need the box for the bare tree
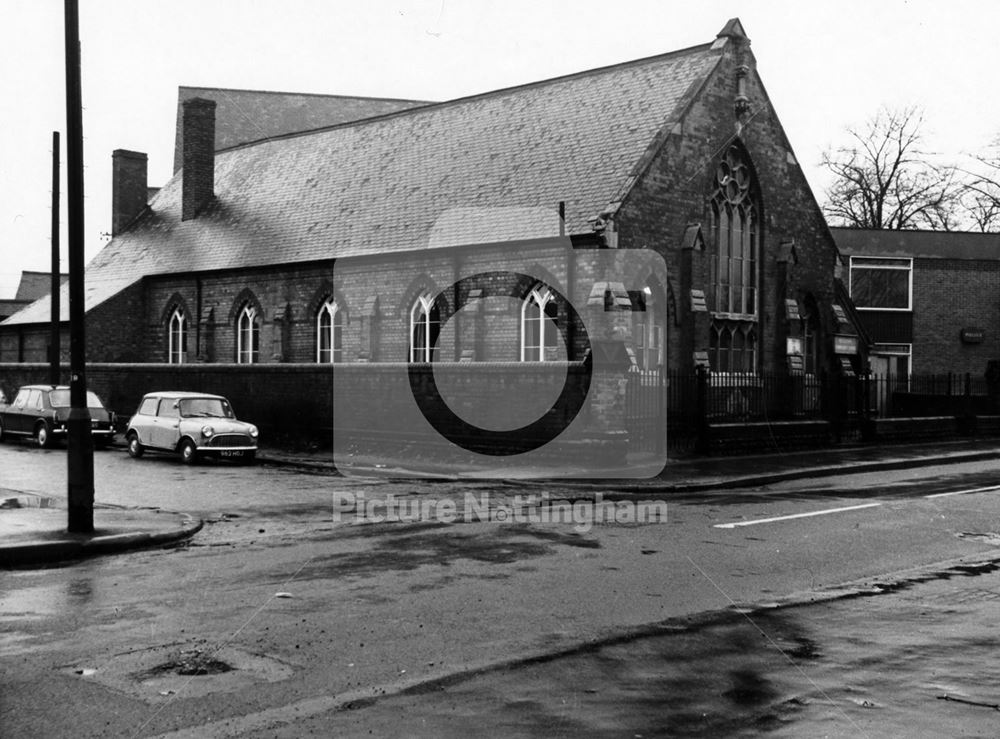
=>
[957,141,1000,232]
[821,106,962,230]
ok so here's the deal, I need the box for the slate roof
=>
[14,271,68,301]
[6,38,723,325]
[832,227,1000,261]
[172,87,432,172]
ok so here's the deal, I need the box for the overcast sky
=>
[1,0,997,298]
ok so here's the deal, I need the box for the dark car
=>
[0,385,115,448]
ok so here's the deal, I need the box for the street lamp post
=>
[64,0,94,533]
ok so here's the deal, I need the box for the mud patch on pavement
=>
[290,524,600,581]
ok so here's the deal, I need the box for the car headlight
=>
[201,425,215,437]
[248,425,259,438]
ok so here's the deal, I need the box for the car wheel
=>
[126,433,144,458]
[179,439,198,465]
[35,423,51,449]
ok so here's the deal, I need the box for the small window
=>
[236,303,260,364]
[158,399,180,419]
[410,293,440,363]
[317,298,343,363]
[138,397,158,416]
[168,306,187,364]
[13,389,29,408]
[521,287,559,361]
[27,389,43,411]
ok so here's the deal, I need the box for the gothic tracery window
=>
[708,145,759,373]
[317,298,343,363]
[168,306,186,364]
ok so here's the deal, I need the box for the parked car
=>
[0,384,115,448]
[125,391,259,464]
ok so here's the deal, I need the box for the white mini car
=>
[125,391,258,464]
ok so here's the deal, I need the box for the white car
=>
[125,391,258,464]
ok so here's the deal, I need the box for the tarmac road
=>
[4,445,1000,736]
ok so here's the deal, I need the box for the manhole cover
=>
[66,643,294,701]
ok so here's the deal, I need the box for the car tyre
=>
[127,433,144,458]
[179,439,199,465]
[35,422,51,449]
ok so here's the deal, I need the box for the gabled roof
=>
[173,86,432,172]
[6,37,724,325]
[14,271,68,301]
[831,227,1000,261]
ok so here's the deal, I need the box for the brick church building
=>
[0,19,864,452]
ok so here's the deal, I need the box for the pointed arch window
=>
[317,298,343,363]
[410,293,440,363]
[236,303,260,364]
[168,306,186,364]
[709,321,758,374]
[521,286,558,361]
[708,145,759,373]
[632,284,665,370]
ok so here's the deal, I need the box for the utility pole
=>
[50,131,60,387]
[64,0,94,533]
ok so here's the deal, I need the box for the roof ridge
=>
[178,85,431,104]
[217,40,717,155]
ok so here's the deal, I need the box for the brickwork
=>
[615,34,839,373]
[912,258,1000,375]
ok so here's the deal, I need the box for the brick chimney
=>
[181,97,216,221]
[111,149,148,236]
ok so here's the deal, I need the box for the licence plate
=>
[219,450,243,458]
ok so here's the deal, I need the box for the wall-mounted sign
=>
[786,337,803,356]
[961,328,985,344]
[834,334,858,355]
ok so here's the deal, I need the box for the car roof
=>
[142,391,227,400]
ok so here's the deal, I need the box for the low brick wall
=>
[0,362,593,451]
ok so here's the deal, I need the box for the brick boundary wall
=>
[0,362,595,452]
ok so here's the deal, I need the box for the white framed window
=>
[849,256,913,311]
[236,303,260,364]
[316,298,343,363]
[410,293,440,362]
[633,285,664,370]
[168,306,186,364]
[521,286,558,361]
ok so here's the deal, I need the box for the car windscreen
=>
[49,390,105,410]
[178,397,234,418]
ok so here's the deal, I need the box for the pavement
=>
[4,437,1000,568]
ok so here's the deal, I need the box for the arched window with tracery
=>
[236,302,260,364]
[317,298,343,363]
[410,293,440,362]
[708,145,759,373]
[521,286,558,361]
[168,306,186,364]
[632,283,665,370]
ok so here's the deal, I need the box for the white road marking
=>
[714,502,883,529]
[925,484,1000,499]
